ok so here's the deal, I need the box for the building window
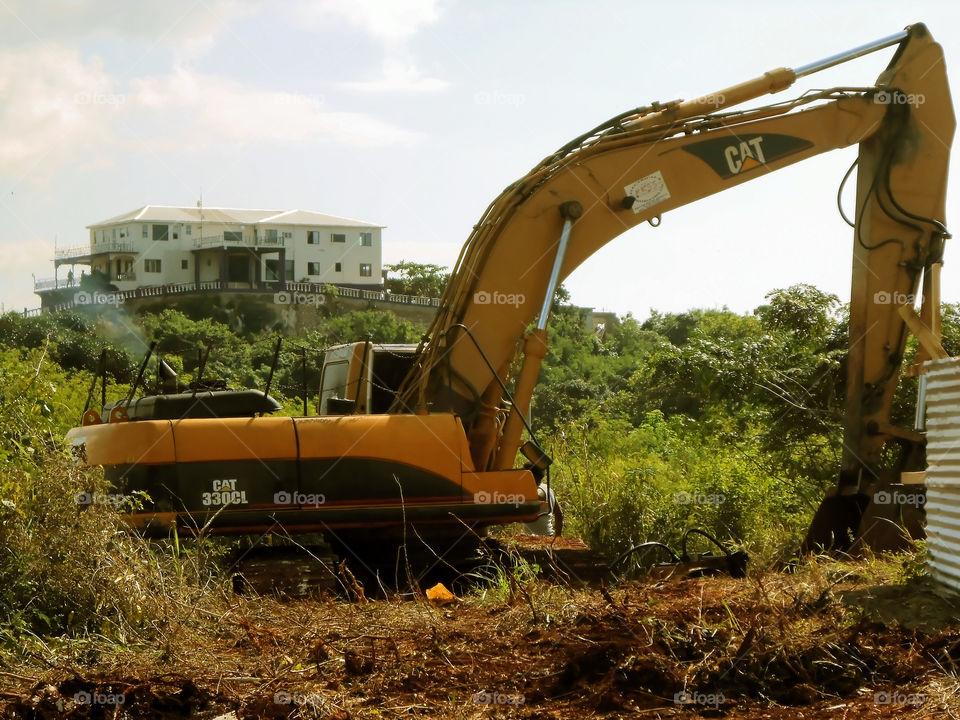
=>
[145,259,162,273]
[307,230,320,245]
[142,225,148,238]
[223,231,243,244]
[265,229,278,243]
[181,259,189,270]
[152,224,168,241]
[119,227,126,238]
[172,229,179,239]
[265,259,295,281]
[307,262,321,275]
[334,262,342,272]
[331,233,345,243]
[359,263,372,277]
[112,228,117,241]
[360,232,373,246]
[185,225,192,236]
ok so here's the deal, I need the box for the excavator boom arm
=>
[396,24,954,490]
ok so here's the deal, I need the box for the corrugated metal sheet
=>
[923,357,960,593]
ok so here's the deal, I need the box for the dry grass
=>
[0,452,957,718]
[0,545,958,718]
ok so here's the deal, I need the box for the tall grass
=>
[0,455,232,657]
[0,346,230,661]
[543,410,811,568]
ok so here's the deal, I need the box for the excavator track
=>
[483,535,612,587]
[232,545,341,596]
[229,532,613,598]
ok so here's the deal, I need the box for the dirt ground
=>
[1,553,959,719]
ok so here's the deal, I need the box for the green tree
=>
[305,309,425,347]
[0,312,135,381]
[137,309,250,386]
[384,261,449,298]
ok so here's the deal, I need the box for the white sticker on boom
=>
[624,171,670,213]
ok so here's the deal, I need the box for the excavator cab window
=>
[319,360,350,414]
[368,351,417,414]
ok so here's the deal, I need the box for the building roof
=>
[89,205,383,229]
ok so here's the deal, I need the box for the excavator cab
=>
[318,342,418,415]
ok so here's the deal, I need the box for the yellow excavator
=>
[68,23,953,564]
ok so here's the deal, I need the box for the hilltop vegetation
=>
[533,286,960,567]
[0,286,955,639]
[3,286,958,566]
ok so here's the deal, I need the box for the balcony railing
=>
[56,241,135,260]
[34,273,135,291]
[29,281,441,311]
[33,277,81,291]
[193,234,285,249]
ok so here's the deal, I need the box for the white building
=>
[48,205,383,292]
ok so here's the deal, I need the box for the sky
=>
[1,0,959,320]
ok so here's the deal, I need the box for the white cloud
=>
[0,0,264,57]
[299,0,442,41]
[0,44,120,181]
[341,57,449,93]
[299,0,448,94]
[0,44,419,185]
[130,67,421,147]
[0,230,56,311]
